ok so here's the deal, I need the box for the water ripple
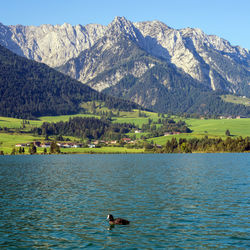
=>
[0,154,249,249]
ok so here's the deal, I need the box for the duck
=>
[106,214,130,225]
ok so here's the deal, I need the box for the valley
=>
[1,110,249,155]
[0,18,250,155]
[1,2,250,249]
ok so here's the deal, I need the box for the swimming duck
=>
[106,214,130,225]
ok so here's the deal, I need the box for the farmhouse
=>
[164,132,172,136]
[135,130,142,133]
[15,143,27,147]
[122,138,131,143]
[236,116,247,119]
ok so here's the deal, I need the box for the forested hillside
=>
[0,45,139,118]
[34,117,136,140]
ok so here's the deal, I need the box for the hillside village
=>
[15,137,163,150]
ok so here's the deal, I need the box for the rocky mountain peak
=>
[108,16,134,33]
[112,16,130,25]
[106,16,143,43]
[134,20,171,36]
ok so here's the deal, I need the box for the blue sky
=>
[1,0,249,49]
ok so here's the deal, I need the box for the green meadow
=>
[151,118,250,145]
[40,110,160,127]
[1,111,250,153]
[186,118,250,138]
[0,116,42,129]
[221,95,250,106]
[0,132,42,154]
[40,113,100,123]
[60,147,144,154]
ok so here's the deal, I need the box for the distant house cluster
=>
[219,116,247,119]
[15,141,82,148]
[15,143,30,147]
[56,143,82,148]
[164,132,181,136]
[15,138,137,149]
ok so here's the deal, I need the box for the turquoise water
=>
[0,154,249,249]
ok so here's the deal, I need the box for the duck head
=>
[107,214,114,221]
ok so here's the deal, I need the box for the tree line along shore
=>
[1,135,250,155]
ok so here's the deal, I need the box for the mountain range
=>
[0,17,250,116]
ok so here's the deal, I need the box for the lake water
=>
[0,154,249,249]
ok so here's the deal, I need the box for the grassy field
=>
[0,114,101,132]
[60,147,144,154]
[150,118,250,145]
[186,118,250,138]
[221,95,250,106]
[1,112,250,153]
[0,110,160,129]
[0,132,42,154]
[0,116,42,129]
[40,113,100,123]
[40,112,158,127]
[150,133,200,145]
[113,110,163,126]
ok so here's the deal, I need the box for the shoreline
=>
[1,150,249,156]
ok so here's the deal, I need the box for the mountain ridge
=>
[1,17,250,116]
